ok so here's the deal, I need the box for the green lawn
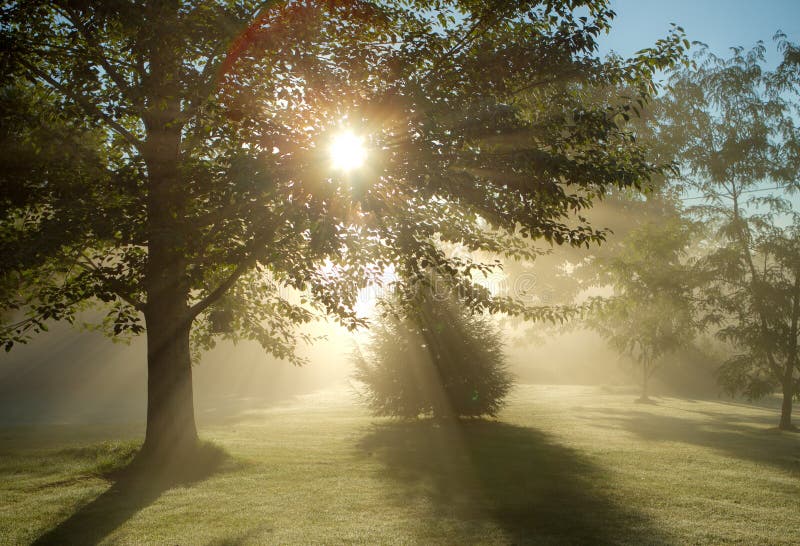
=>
[1,385,798,545]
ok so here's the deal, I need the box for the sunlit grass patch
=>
[1,386,798,545]
[0,440,138,545]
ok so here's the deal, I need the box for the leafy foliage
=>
[354,280,513,418]
[0,1,687,350]
[659,40,800,427]
[586,209,698,398]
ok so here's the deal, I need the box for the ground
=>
[1,385,798,545]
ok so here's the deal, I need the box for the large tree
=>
[0,1,685,456]
[659,40,800,430]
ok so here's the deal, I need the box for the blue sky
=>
[599,0,800,65]
[593,1,800,212]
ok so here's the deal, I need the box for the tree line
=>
[583,38,800,429]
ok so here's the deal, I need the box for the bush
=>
[354,288,513,419]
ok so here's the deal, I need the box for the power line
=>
[679,184,795,201]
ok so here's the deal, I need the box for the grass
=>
[1,384,798,545]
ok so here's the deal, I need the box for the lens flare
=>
[329,131,367,172]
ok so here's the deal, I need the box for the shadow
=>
[583,407,800,476]
[33,441,231,546]
[203,525,274,546]
[359,420,666,545]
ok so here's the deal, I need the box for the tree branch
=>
[187,261,251,320]
[187,218,286,320]
[57,5,142,110]
[17,58,144,153]
[730,191,784,378]
[423,11,495,80]
[182,46,226,121]
[78,251,145,311]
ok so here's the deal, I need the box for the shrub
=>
[354,288,513,419]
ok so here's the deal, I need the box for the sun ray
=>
[329,131,367,171]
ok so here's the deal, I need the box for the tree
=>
[586,210,697,402]
[0,1,686,456]
[354,278,512,418]
[659,40,800,430]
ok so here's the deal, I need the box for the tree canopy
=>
[658,39,800,429]
[586,209,698,401]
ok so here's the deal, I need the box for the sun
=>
[329,131,367,172]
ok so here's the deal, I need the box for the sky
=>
[600,0,800,65]
[599,0,800,212]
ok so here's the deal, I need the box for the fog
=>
[0,317,723,427]
[0,193,723,426]
[0,320,355,426]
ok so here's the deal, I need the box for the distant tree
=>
[354,279,513,419]
[586,211,698,402]
[659,40,800,430]
[0,1,686,456]
[496,73,695,341]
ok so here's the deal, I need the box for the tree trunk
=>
[141,306,198,456]
[779,374,795,431]
[782,267,799,431]
[642,373,648,400]
[637,363,650,403]
[134,1,199,459]
[141,154,197,457]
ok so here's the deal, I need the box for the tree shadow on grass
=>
[584,407,800,476]
[33,441,230,546]
[359,420,665,545]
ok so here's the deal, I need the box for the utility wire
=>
[679,184,795,201]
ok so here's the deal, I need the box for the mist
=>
[0,321,356,426]
[0,192,729,427]
[0,316,723,427]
